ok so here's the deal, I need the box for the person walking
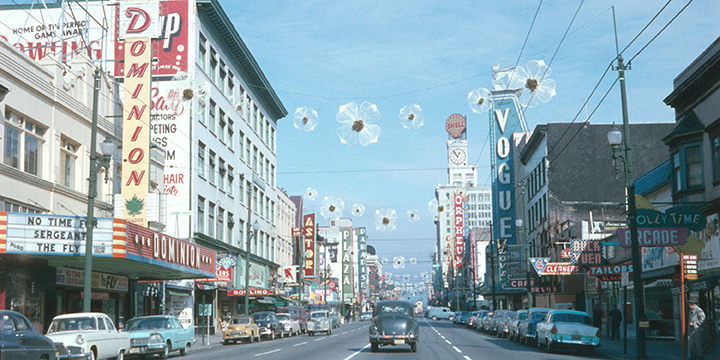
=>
[592,304,603,331]
[609,305,622,341]
[688,296,708,360]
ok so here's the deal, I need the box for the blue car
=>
[125,315,195,358]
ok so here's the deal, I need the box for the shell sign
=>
[445,114,466,138]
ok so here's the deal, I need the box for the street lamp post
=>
[607,62,647,358]
[244,220,260,315]
[83,68,116,312]
[516,181,532,309]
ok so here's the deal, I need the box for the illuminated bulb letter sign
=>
[302,214,316,278]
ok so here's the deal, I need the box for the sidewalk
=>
[598,335,720,360]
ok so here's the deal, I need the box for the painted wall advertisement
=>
[490,90,524,284]
[169,295,193,328]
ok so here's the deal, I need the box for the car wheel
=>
[536,334,543,350]
[180,343,190,355]
[546,339,555,353]
[117,351,124,360]
[224,339,231,345]
[410,343,417,352]
[270,331,275,340]
[89,348,97,360]
[280,329,284,339]
[371,342,378,353]
[432,316,438,321]
[161,342,170,359]
[328,328,332,335]
[249,335,254,343]
[448,316,453,321]
[309,331,314,336]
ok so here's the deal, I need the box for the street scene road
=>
[186,319,615,360]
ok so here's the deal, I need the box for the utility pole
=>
[489,221,496,310]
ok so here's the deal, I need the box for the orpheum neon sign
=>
[454,192,464,267]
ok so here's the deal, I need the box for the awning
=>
[167,288,192,297]
[196,283,217,291]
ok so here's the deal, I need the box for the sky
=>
[225,0,719,300]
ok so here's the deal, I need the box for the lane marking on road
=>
[292,342,308,347]
[342,343,371,360]
[440,335,445,339]
[330,334,339,337]
[254,349,281,356]
[445,339,452,345]
[342,331,348,334]
[314,337,327,341]
[453,346,462,353]
[464,356,472,360]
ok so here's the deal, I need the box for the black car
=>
[251,312,285,340]
[0,310,58,360]
[369,300,419,353]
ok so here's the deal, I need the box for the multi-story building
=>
[434,116,492,309]
[276,190,297,273]
[0,39,216,331]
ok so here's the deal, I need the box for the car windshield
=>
[287,309,299,316]
[0,315,15,332]
[311,312,328,319]
[252,313,272,321]
[378,305,411,316]
[48,317,96,333]
[553,313,592,325]
[230,318,250,325]
[532,312,549,320]
[277,314,290,321]
[518,313,527,320]
[126,318,170,330]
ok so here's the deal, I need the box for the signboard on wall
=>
[1,212,114,255]
[302,214,316,278]
[169,294,193,328]
[357,228,367,297]
[454,192,464,267]
[341,227,353,298]
[56,268,129,291]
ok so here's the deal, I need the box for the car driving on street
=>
[368,300,419,353]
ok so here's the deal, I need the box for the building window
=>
[246,139,251,166]
[238,219,245,250]
[227,213,234,246]
[209,99,216,133]
[271,127,276,152]
[672,143,704,192]
[210,47,218,83]
[253,146,258,173]
[198,142,206,178]
[253,105,259,131]
[228,71,235,101]
[270,164,275,187]
[218,109,226,142]
[713,136,720,184]
[208,202,215,238]
[227,165,234,197]
[238,131,245,161]
[60,137,78,188]
[228,119,234,151]
[218,158,226,191]
[259,153,264,179]
[198,33,207,72]
[4,109,45,176]
[219,59,226,91]
[197,196,205,233]
[208,150,216,184]
[217,208,224,242]
[239,180,244,204]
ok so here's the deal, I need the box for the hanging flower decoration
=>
[336,101,381,146]
[422,273,429,279]
[413,275,418,280]
[381,257,388,264]
[428,199,444,213]
[393,256,406,269]
[403,275,410,282]
[293,107,318,132]
[171,71,210,115]
[320,196,344,219]
[394,275,400,279]
[508,60,557,108]
[303,187,318,201]
[407,209,420,222]
[398,104,424,129]
[410,257,417,265]
[351,204,366,217]
[467,87,491,114]
[491,64,513,91]
[374,208,398,232]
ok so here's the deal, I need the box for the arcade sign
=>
[617,227,689,248]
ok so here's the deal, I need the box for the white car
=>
[46,313,131,360]
[535,310,600,354]
[276,313,301,336]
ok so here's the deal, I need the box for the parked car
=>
[251,312,284,340]
[496,311,516,338]
[487,310,508,335]
[508,310,527,341]
[518,307,551,346]
[278,306,307,333]
[46,312,130,360]
[360,311,372,321]
[452,311,461,324]
[536,310,601,354]
[368,300,419,353]
[466,311,480,329]
[306,311,332,336]
[276,313,301,336]
[472,311,490,331]
[427,307,453,321]
[124,315,195,358]
[222,316,260,344]
[0,310,66,360]
[458,311,470,325]
[480,311,494,332]
[329,311,341,328]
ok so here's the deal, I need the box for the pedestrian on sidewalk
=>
[592,304,603,332]
[688,296,710,360]
[609,305,622,341]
